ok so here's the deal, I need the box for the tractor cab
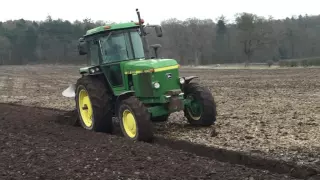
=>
[74,19,168,92]
[81,27,144,64]
[77,20,163,64]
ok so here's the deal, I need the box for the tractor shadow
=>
[111,117,212,137]
[111,112,215,138]
[54,109,212,133]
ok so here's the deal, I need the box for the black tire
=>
[151,114,169,122]
[75,75,113,133]
[70,109,81,127]
[183,82,217,126]
[118,96,153,142]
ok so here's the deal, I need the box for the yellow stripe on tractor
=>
[125,64,179,75]
[154,64,179,72]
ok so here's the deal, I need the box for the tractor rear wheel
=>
[118,96,153,142]
[183,82,217,126]
[75,76,113,133]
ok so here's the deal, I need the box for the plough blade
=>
[62,84,76,98]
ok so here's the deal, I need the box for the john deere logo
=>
[166,73,172,79]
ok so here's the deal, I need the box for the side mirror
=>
[78,37,88,55]
[155,25,163,37]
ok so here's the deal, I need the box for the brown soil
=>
[0,65,319,179]
[0,103,298,180]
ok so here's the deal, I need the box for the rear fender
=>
[62,74,113,98]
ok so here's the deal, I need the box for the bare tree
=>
[235,13,274,66]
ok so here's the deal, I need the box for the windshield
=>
[99,29,144,63]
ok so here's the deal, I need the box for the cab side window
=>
[104,64,123,86]
[88,40,100,66]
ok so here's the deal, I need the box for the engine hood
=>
[124,59,178,73]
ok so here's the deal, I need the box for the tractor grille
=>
[136,72,153,97]
[152,69,180,97]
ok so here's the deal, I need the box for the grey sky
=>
[1,0,318,24]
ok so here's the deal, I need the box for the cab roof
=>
[84,22,141,37]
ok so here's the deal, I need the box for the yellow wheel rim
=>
[78,89,93,128]
[122,109,137,138]
[186,95,202,121]
[187,108,201,120]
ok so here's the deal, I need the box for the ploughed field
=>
[1,103,299,180]
[0,65,319,179]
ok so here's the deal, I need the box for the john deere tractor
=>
[62,9,217,142]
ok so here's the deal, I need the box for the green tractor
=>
[62,9,217,142]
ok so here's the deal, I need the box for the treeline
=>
[1,13,320,65]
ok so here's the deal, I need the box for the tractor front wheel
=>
[183,82,217,126]
[75,76,113,133]
[118,96,153,142]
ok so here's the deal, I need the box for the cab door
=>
[97,40,126,96]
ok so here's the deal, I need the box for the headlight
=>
[89,66,100,74]
[153,82,160,89]
[89,68,95,73]
[179,77,185,84]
